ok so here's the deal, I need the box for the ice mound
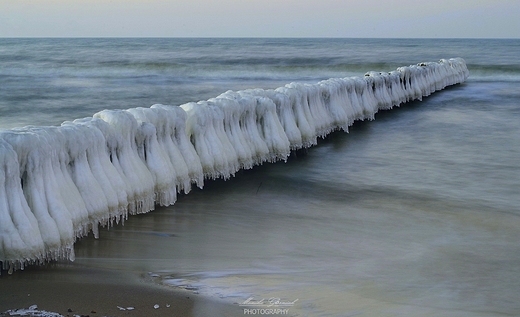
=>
[1,305,63,317]
[0,58,469,272]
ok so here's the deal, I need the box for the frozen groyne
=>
[0,58,468,273]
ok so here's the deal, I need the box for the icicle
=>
[0,140,44,265]
[274,86,317,148]
[152,104,204,189]
[58,124,111,230]
[206,100,241,177]
[94,110,155,214]
[217,91,271,165]
[341,77,365,121]
[247,94,290,162]
[262,89,304,150]
[317,78,351,131]
[72,117,130,223]
[1,130,67,258]
[126,108,178,206]
[29,127,90,238]
[207,97,255,170]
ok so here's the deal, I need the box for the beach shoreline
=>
[0,263,243,317]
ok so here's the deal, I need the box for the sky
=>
[1,0,519,38]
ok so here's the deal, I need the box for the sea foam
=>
[0,58,469,272]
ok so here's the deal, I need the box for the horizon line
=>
[1,36,519,40]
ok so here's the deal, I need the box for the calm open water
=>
[1,38,520,316]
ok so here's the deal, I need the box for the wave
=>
[465,64,520,82]
[0,58,468,273]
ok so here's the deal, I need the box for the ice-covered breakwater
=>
[0,58,468,273]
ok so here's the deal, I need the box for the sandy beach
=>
[0,264,243,317]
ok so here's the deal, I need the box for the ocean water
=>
[1,38,520,316]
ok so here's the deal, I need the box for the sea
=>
[1,38,519,317]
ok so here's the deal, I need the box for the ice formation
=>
[0,58,469,272]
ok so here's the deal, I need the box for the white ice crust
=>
[0,58,469,272]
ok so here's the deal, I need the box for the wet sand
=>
[0,264,243,317]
